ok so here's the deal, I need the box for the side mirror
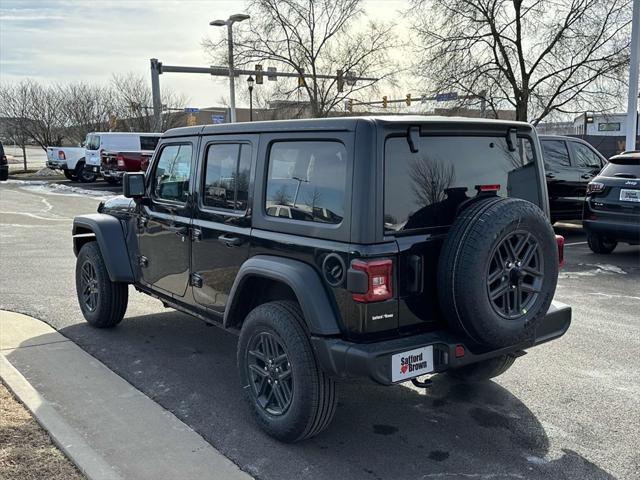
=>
[123,172,146,198]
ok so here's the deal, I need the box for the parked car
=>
[46,146,89,181]
[583,151,640,253]
[72,117,571,442]
[85,132,161,179]
[539,135,607,222]
[100,151,154,184]
[0,142,8,181]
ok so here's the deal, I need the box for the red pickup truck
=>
[100,151,153,184]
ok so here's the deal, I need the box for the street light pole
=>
[210,14,250,124]
[247,75,254,121]
[626,0,640,151]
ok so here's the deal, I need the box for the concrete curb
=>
[0,310,253,480]
[0,355,124,480]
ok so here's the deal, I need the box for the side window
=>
[202,143,252,211]
[266,141,347,224]
[152,144,193,203]
[571,142,603,168]
[541,140,570,167]
[140,136,161,151]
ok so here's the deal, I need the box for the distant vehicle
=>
[46,146,89,181]
[583,151,640,254]
[0,142,8,181]
[101,149,156,185]
[539,135,607,222]
[85,133,161,180]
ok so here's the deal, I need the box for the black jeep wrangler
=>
[72,117,571,442]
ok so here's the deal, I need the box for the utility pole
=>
[150,58,163,132]
[626,0,640,151]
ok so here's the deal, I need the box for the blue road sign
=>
[211,115,225,124]
[184,107,200,113]
[435,92,458,102]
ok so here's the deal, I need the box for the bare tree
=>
[111,73,188,132]
[410,158,456,205]
[59,83,115,144]
[0,81,32,170]
[410,0,631,124]
[203,0,398,118]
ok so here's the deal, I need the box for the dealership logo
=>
[400,352,429,374]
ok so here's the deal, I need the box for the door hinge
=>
[137,217,149,229]
[190,273,203,288]
[191,228,202,242]
[138,255,149,268]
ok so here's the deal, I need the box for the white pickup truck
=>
[46,146,94,182]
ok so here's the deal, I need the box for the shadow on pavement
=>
[59,311,614,480]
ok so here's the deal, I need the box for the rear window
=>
[265,141,347,224]
[601,158,640,178]
[541,140,570,167]
[140,136,161,151]
[384,135,537,233]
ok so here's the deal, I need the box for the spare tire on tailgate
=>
[438,197,558,349]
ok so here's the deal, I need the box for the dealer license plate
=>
[391,345,434,382]
[619,189,640,202]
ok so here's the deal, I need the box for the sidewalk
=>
[0,311,252,480]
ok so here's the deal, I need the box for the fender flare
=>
[224,255,342,336]
[68,157,85,171]
[73,214,134,283]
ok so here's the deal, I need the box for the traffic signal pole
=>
[626,0,640,151]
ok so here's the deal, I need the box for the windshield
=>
[384,135,538,233]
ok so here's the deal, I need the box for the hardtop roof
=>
[163,115,532,138]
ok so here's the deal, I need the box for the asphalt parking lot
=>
[1,179,638,480]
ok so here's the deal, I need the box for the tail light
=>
[556,235,565,268]
[475,184,500,193]
[58,150,66,160]
[117,154,125,167]
[351,259,393,303]
[586,182,604,195]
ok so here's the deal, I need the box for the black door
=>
[541,139,580,221]
[138,141,196,297]
[190,137,256,313]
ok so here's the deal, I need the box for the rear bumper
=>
[312,301,572,385]
[583,218,640,243]
[101,169,124,179]
[46,161,67,170]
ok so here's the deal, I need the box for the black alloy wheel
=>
[80,261,99,312]
[487,231,543,320]
[246,331,293,416]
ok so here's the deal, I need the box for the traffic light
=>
[255,64,263,84]
[337,69,344,93]
[382,96,388,108]
[347,99,353,112]
[298,69,306,88]
[406,93,411,106]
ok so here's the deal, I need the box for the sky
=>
[0,0,408,109]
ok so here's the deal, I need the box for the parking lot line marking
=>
[566,241,588,246]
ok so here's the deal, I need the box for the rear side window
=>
[384,135,536,233]
[266,141,347,224]
[203,143,252,211]
[541,140,570,167]
[140,136,161,151]
[571,142,603,168]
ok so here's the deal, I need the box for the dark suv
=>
[539,135,607,222]
[72,117,571,442]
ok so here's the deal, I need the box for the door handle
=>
[545,173,555,179]
[217,234,242,247]
[581,173,593,179]
[168,225,189,236]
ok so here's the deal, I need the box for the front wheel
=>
[75,242,128,327]
[238,301,337,442]
[587,234,617,254]
[446,355,516,382]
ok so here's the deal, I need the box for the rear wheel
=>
[587,234,617,254]
[77,162,97,183]
[63,170,78,181]
[238,301,337,442]
[75,242,128,328]
[446,355,516,382]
